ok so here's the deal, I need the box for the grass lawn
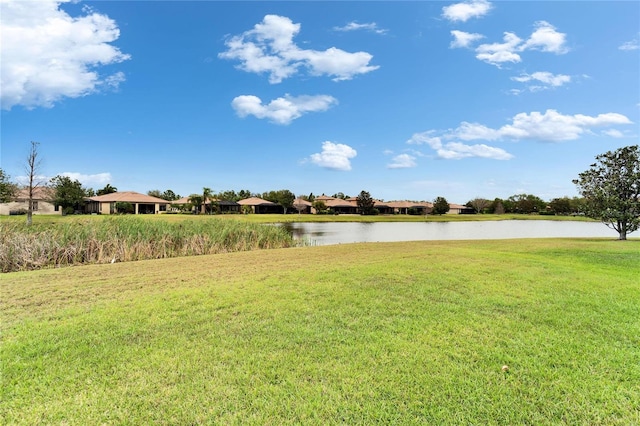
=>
[2,238,639,424]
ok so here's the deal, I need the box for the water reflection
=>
[281,220,636,246]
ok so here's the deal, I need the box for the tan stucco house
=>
[85,191,171,214]
[0,187,60,216]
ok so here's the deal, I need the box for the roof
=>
[87,191,170,204]
[237,197,278,206]
[14,186,55,201]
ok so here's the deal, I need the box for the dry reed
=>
[0,217,296,272]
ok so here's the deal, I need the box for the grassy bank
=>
[2,239,638,424]
[0,216,295,272]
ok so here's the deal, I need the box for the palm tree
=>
[97,184,117,196]
[202,187,212,214]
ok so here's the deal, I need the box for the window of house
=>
[31,201,38,211]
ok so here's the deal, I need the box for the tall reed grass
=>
[0,217,296,272]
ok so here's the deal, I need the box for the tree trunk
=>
[618,220,627,240]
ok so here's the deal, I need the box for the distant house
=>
[85,191,171,214]
[171,197,240,214]
[448,203,475,214]
[237,197,283,214]
[386,201,433,215]
[0,187,60,216]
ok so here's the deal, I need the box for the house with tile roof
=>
[85,191,171,214]
[237,197,283,214]
[0,187,60,216]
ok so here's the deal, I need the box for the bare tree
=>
[25,141,43,226]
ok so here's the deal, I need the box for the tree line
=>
[2,144,638,239]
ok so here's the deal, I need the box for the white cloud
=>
[407,109,632,160]
[309,141,357,171]
[471,21,568,67]
[450,109,633,142]
[475,32,523,66]
[619,38,639,51]
[601,129,624,138]
[407,131,512,160]
[60,172,112,186]
[15,171,112,187]
[0,0,130,110]
[511,71,571,91]
[442,0,492,22]
[387,154,417,169]
[520,21,568,54]
[450,30,484,48]
[334,21,388,35]
[219,14,379,83]
[231,94,337,125]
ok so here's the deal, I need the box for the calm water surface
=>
[282,220,636,246]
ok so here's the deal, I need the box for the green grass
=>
[2,239,638,424]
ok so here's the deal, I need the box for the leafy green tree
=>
[507,194,546,214]
[188,194,203,214]
[0,168,18,203]
[573,145,640,240]
[115,202,134,214]
[147,189,163,199]
[432,196,450,215]
[216,190,239,202]
[357,190,376,215]
[50,175,87,215]
[238,189,253,200]
[98,184,118,196]
[548,197,572,215]
[312,200,327,213]
[162,189,180,201]
[263,189,295,213]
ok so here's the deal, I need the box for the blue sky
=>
[1,0,638,203]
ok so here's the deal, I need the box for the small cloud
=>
[333,21,388,35]
[520,21,569,54]
[602,129,624,138]
[231,94,337,125]
[61,172,112,186]
[219,15,379,83]
[619,38,639,51]
[387,154,417,169]
[309,141,357,171]
[511,71,571,91]
[442,0,492,23]
[473,21,568,67]
[450,30,484,49]
[408,131,512,160]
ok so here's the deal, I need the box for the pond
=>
[281,220,637,246]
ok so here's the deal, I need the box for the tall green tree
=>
[356,190,376,215]
[50,175,87,215]
[202,187,213,214]
[0,168,18,203]
[573,145,640,240]
[432,196,450,215]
